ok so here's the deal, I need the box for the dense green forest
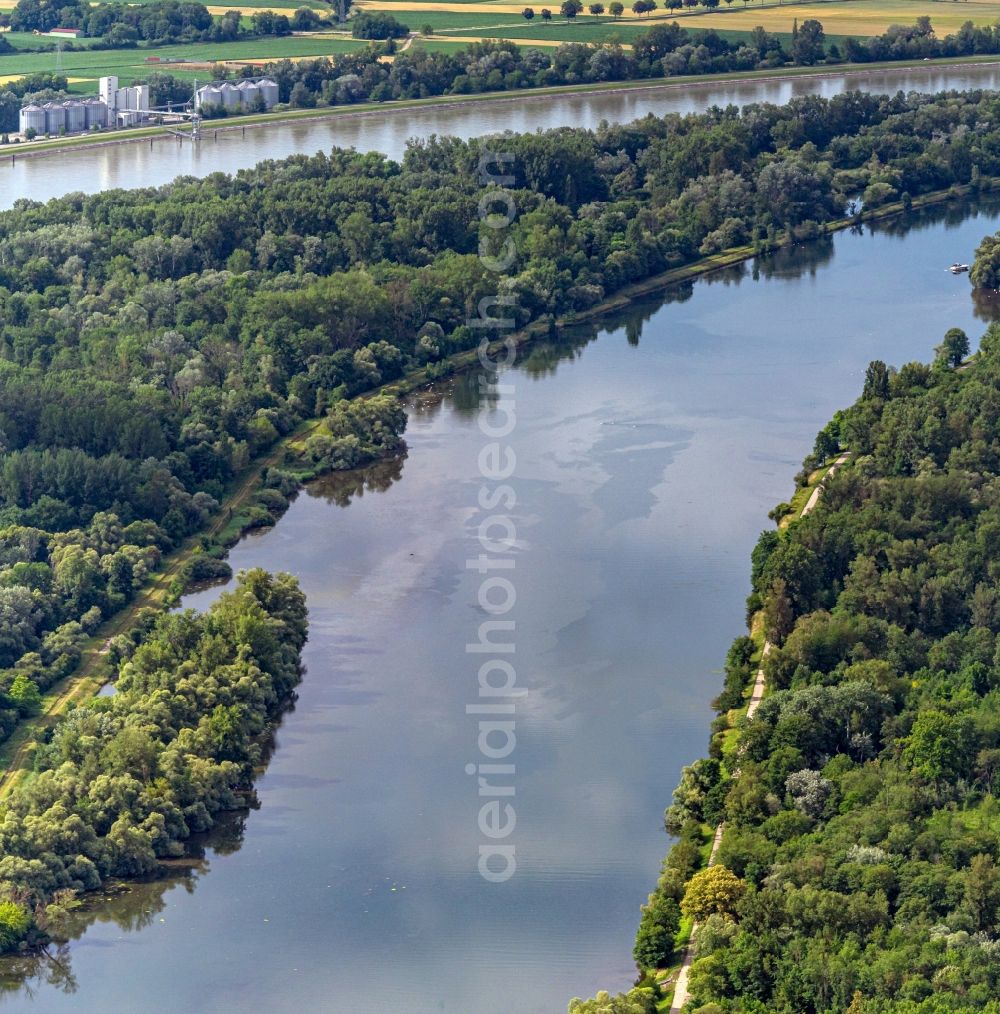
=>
[0,567,307,953]
[578,326,1000,1012]
[4,88,1000,764]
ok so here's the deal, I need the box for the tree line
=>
[196,17,1000,115]
[3,0,336,46]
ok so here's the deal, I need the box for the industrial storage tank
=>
[43,101,66,134]
[83,98,108,128]
[62,100,86,133]
[237,79,260,110]
[258,78,279,109]
[19,104,46,136]
[218,82,240,110]
[196,84,222,111]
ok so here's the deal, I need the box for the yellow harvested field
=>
[357,1,543,11]
[680,2,1000,38]
[0,74,90,84]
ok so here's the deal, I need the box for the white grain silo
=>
[237,79,260,110]
[83,98,108,128]
[219,82,240,111]
[258,78,279,109]
[19,104,46,135]
[62,100,86,133]
[43,101,66,134]
[196,83,222,111]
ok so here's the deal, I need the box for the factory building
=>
[194,78,279,113]
[18,76,151,136]
[99,76,150,121]
[17,74,280,137]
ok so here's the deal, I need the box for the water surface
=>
[2,199,997,1013]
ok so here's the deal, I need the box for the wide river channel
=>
[1,66,1000,1014]
[5,61,1000,205]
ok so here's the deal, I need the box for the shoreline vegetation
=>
[664,451,851,1013]
[576,324,1000,1008]
[0,567,308,956]
[2,85,1000,968]
[2,52,1000,164]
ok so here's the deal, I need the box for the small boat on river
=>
[950,263,970,274]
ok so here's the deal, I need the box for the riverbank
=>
[0,169,988,799]
[664,452,850,1013]
[5,52,1000,166]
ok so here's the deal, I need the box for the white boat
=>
[950,263,969,274]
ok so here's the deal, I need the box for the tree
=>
[609,0,623,15]
[568,991,656,1014]
[0,587,40,669]
[964,853,1000,932]
[862,359,891,400]
[681,866,746,921]
[0,902,30,952]
[588,2,604,12]
[785,769,832,818]
[764,579,794,644]
[792,17,825,65]
[8,674,41,716]
[972,232,1000,290]
[541,7,552,18]
[561,0,583,16]
[634,891,681,968]
[351,11,409,38]
[522,5,535,16]
[935,327,970,368]
[904,710,974,783]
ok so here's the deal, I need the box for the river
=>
[1,197,997,1013]
[5,61,1000,208]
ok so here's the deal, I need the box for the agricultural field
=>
[0,34,372,88]
[353,0,1000,42]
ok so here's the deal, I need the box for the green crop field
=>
[395,11,549,28]
[0,35,372,87]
